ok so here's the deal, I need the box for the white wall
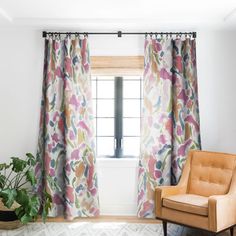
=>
[0,29,43,159]
[0,29,236,215]
[197,31,236,153]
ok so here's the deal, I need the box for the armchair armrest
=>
[208,194,236,232]
[208,169,236,232]
[155,155,191,217]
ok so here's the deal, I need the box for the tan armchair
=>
[155,150,236,236]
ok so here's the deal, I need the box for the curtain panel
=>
[36,36,99,219]
[138,37,201,218]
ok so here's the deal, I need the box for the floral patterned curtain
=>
[138,37,201,218]
[36,36,99,219]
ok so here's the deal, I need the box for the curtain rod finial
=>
[193,32,197,38]
[42,31,47,38]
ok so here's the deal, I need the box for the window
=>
[92,76,143,158]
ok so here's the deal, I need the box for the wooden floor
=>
[41,215,159,224]
[39,216,235,236]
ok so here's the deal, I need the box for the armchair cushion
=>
[188,151,235,197]
[163,194,208,216]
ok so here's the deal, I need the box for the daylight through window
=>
[92,76,143,158]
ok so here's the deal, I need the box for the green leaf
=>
[15,206,24,219]
[25,153,34,159]
[28,195,40,216]
[26,153,36,166]
[26,170,36,185]
[20,214,32,224]
[11,157,27,172]
[0,163,10,171]
[41,189,52,222]
[41,208,47,223]
[0,175,6,189]
[15,192,40,224]
[44,190,52,203]
[15,189,29,206]
[0,189,17,208]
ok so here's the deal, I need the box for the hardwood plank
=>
[37,215,160,224]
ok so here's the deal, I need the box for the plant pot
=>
[0,199,22,229]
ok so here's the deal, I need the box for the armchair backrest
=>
[187,151,236,197]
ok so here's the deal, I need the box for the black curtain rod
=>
[42,31,197,38]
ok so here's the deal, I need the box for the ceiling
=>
[0,0,236,31]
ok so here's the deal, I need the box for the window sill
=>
[96,157,139,168]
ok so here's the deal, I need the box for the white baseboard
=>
[100,204,137,216]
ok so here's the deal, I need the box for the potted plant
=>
[0,153,56,229]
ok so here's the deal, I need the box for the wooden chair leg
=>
[162,221,167,236]
[230,227,234,236]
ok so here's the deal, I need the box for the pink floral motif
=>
[138,189,144,203]
[49,168,55,176]
[55,67,63,78]
[69,130,75,140]
[71,149,79,160]
[178,139,192,156]
[177,89,188,102]
[53,194,63,205]
[90,188,97,196]
[51,133,59,142]
[185,115,200,132]
[69,95,80,110]
[139,201,153,218]
[154,170,162,179]
[78,121,91,137]
[159,135,166,144]
[177,125,182,136]
[66,186,75,203]
[48,143,53,152]
[58,116,64,134]
[44,152,51,172]
[175,56,183,72]
[64,57,72,77]
[160,68,172,81]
